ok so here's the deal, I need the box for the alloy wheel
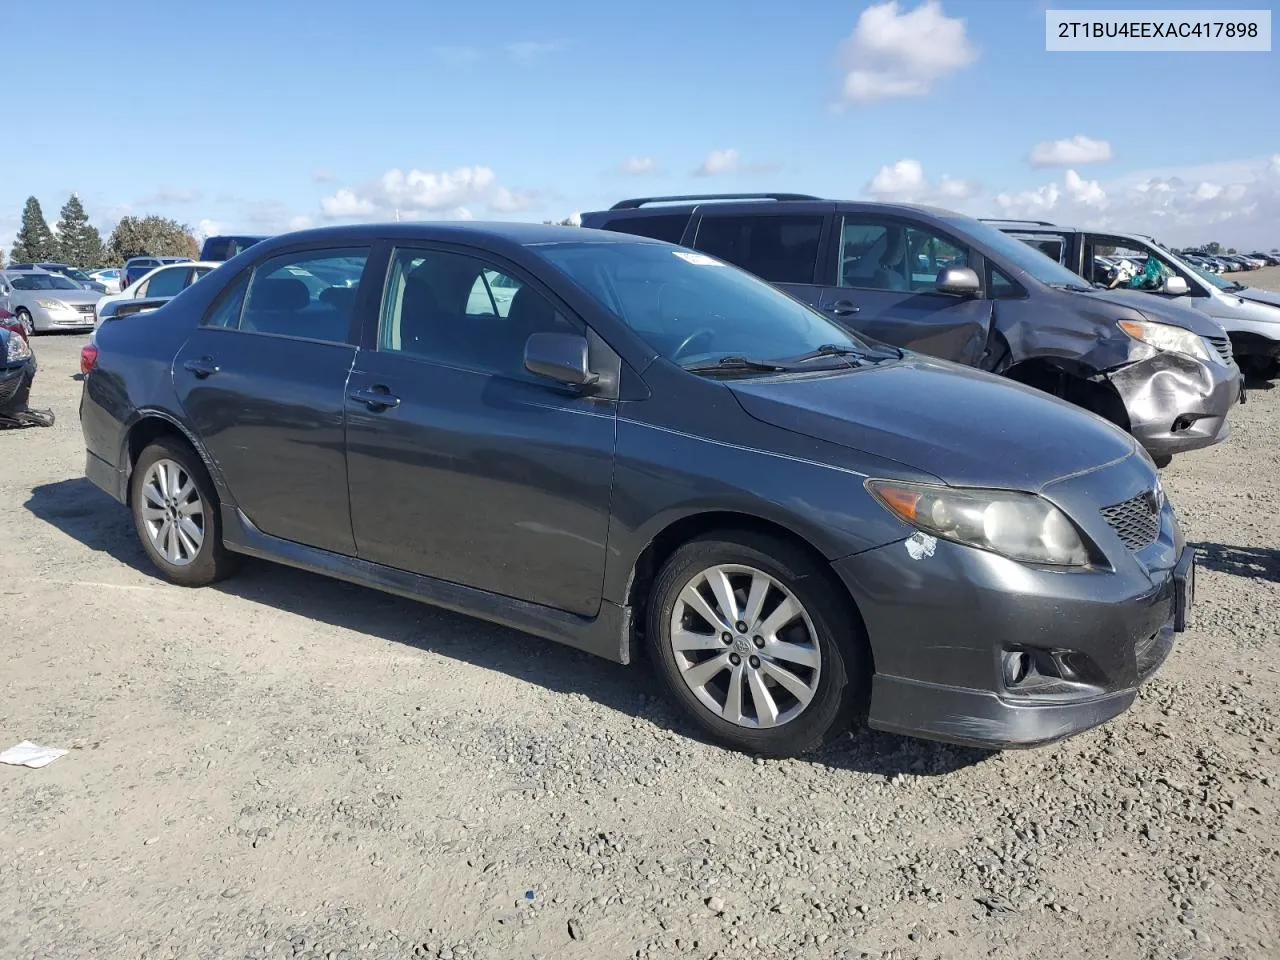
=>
[139,458,205,566]
[668,563,821,729]
[16,309,33,336]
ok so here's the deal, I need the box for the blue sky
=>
[4,0,1278,252]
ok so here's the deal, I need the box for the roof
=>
[260,221,653,249]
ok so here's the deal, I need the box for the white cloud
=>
[1029,135,1114,168]
[838,0,977,104]
[195,218,225,240]
[864,158,978,203]
[693,148,779,177]
[313,169,334,183]
[505,39,569,64]
[619,156,659,176]
[989,155,1280,248]
[287,215,314,231]
[319,165,543,220]
[432,45,483,65]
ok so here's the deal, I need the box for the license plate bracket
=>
[1173,546,1195,632]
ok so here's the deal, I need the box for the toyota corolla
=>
[80,224,1194,756]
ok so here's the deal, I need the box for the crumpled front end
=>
[1106,348,1241,458]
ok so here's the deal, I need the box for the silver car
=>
[0,269,100,334]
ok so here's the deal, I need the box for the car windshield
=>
[12,273,80,290]
[947,219,1093,288]
[61,268,91,281]
[1150,242,1244,291]
[533,240,869,369]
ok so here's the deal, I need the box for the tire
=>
[130,438,240,587]
[15,308,34,336]
[1238,355,1279,382]
[645,532,865,758]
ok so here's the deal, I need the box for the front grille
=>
[1100,491,1161,551]
[74,303,95,315]
[1206,335,1233,364]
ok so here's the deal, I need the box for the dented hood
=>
[1085,289,1228,338]
[729,356,1137,491]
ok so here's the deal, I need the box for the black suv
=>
[581,194,1240,466]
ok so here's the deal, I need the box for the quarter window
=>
[238,249,368,342]
[692,215,823,284]
[838,218,969,293]
[602,214,690,244]
[380,248,577,378]
[140,267,192,299]
[203,275,249,328]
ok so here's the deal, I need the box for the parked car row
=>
[82,209,1203,757]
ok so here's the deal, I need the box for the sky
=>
[3,0,1278,254]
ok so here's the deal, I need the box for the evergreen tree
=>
[9,196,58,263]
[54,194,105,267]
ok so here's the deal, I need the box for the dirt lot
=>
[2,273,1278,960]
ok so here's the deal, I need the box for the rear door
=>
[173,245,371,555]
[343,243,617,617]
[817,213,993,365]
[687,210,830,308]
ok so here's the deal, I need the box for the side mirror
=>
[1163,276,1190,296]
[524,332,599,388]
[935,266,981,297]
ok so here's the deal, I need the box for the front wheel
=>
[646,533,865,757]
[130,438,239,586]
[15,308,34,336]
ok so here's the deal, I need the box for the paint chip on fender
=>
[905,532,937,560]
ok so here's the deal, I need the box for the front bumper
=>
[834,453,1190,749]
[1109,352,1241,458]
[0,359,35,410]
[31,304,95,331]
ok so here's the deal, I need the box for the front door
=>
[345,245,616,617]
[173,246,371,555]
[818,215,993,366]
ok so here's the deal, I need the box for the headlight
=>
[33,297,68,311]
[866,480,1091,566]
[5,332,32,362]
[1118,319,1212,363]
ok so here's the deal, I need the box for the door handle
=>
[826,300,860,316]
[182,357,219,378]
[349,387,401,410]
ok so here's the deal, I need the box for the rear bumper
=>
[86,448,127,503]
[1110,352,1241,458]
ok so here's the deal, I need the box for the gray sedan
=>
[1,271,99,333]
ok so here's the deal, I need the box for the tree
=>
[1203,241,1221,254]
[10,196,58,263]
[54,194,105,267]
[1227,247,1237,254]
[107,215,200,261]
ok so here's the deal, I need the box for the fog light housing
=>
[1001,646,1105,700]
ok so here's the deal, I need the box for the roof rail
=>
[609,193,821,210]
[978,218,1058,227]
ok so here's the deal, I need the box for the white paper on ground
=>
[0,741,69,768]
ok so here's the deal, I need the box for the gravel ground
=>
[2,274,1278,960]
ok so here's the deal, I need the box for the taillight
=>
[0,308,25,342]
[80,344,99,375]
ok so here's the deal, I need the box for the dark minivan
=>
[200,235,268,262]
[582,194,1241,467]
[81,222,1193,757]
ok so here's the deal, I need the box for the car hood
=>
[1233,286,1280,310]
[1082,289,1227,337]
[19,287,100,305]
[728,356,1138,491]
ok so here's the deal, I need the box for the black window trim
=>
[197,242,374,346]
[374,240,591,382]
[689,210,830,286]
[1084,232,1209,298]
[832,212,981,298]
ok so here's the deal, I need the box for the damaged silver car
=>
[582,196,1241,467]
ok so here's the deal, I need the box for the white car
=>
[87,268,123,294]
[96,261,219,323]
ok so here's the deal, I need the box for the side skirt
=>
[221,506,634,665]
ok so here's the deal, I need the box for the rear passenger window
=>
[239,249,368,343]
[380,248,578,379]
[601,214,690,244]
[693,215,822,284]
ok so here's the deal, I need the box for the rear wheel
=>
[130,438,239,586]
[646,533,864,757]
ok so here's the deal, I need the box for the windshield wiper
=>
[785,343,868,364]
[1048,282,1094,293]
[683,356,789,375]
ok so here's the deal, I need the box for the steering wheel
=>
[671,328,717,361]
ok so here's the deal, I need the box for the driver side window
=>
[838,218,968,293]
